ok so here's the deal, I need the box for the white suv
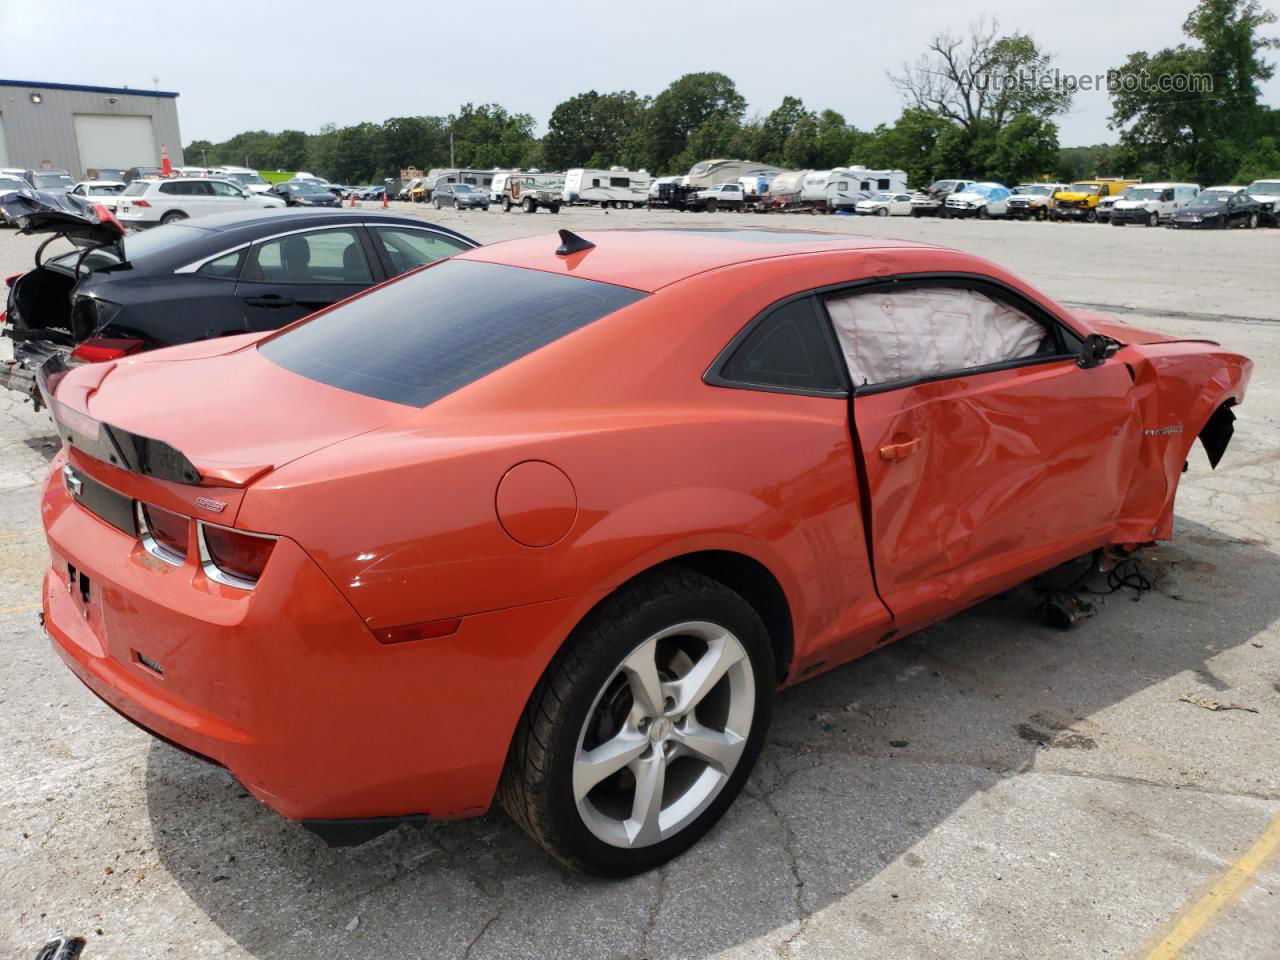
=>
[117,177,284,226]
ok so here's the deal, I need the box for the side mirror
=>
[1076,333,1113,369]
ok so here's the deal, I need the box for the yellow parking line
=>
[1140,809,1280,959]
[0,602,41,616]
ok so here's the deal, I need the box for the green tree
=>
[645,72,747,173]
[1109,0,1277,184]
[754,96,812,164]
[863,109,956,186]
[669,113,748,175]
[782,114,822,169]
[989,114,1060,183]
[448,103,538,169]
[543,90,649,169]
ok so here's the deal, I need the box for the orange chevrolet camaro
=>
[38,228,1251,874]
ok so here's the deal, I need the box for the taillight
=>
[70,337,144,363]
[132,199,151,208]
[136,502,190,565]
[198,522,277,589]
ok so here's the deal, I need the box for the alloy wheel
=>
[573,621,755,849]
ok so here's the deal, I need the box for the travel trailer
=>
[683,159,784,189]
[801,168,906,209]
[834,166,909,195]
[767,168,907,212]
[564,167,651,207]
[424,168,502,200]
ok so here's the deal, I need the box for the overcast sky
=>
[3,0,1277,148]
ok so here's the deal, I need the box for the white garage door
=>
[73,114,158,175]
[0,114,9,167]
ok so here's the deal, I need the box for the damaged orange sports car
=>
[39,228,1250,874]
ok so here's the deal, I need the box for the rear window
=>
[259,259,646,407]
[123,182,150,196]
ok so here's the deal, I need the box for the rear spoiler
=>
[38,354,204,484]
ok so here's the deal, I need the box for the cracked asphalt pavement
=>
[2,208,1278,959]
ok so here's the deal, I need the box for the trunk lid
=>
[39,336,408,489]
[1,191,126,263]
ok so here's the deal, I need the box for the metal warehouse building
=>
[0,79,184,177]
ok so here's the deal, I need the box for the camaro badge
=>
[1143,425,1183,437]
[195,496,227,513]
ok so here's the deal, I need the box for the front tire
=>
[876,206,889,217]
[522,197,537,213]
[500,567,775,876]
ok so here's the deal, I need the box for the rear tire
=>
[503,198,512,212]
[500,566,775,876]
[160,211,188,224]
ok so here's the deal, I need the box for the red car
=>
[39,228,1250,875]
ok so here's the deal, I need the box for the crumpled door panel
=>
[853,358,1142,631]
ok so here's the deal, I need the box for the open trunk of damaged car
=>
[1,192,130,405]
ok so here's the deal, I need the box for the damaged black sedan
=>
[0,194,476,404]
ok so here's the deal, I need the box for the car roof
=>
[459,228,933,292]
[164,208,478,240]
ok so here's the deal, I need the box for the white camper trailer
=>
[802,168,907,210]
[424,168,501,200]
[683,159,784,189]
[837,166,909,195]
[564,167,651,207]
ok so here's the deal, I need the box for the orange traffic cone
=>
[382,190,389,209]
[160,144,172,177]
[349,192,357,208]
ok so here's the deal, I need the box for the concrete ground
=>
[1,206,1278,960]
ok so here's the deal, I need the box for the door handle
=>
[244,295,296,308]
[879,437,922,461]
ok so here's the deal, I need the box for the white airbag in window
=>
[827,287,1046,387]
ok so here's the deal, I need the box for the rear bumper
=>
[41,455,598,823]
[1,339,65,401]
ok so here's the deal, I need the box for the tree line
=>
[186,0,1275,188]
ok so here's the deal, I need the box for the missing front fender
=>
[1199,404,1236,469]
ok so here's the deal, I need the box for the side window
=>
[824,285,1056,389]
[718,299,845,394]
[209,180,241,197]
[197,249,245,280]
[375,227,471,277]
[246,228,373,284]
[159,181,182,195]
